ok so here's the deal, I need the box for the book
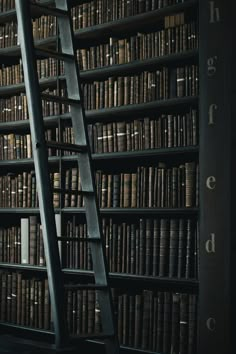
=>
[29,216,37,266]
[21,218,29,264]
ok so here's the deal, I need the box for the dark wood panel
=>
[199,1,233,354]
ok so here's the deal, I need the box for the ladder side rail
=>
[55,0,119,344]
[15,1,68,348]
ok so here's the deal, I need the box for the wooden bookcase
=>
[0,0,234,354]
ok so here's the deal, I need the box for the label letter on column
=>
[205,233,216,253]
[208,104,217,125]
[206,176,216,190]
[206,318,216,331]
[207,56,217,76]
[209,1,220,23]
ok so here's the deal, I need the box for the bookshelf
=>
[0,0,233,354]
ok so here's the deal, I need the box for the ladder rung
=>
[31,3,68,17]
[65,284,107,290]
[35,48,74,62]
[52,188,93,196]
[47,140,87,153]
[41,94,80,106]
[57,237,101,242]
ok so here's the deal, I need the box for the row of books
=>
[0,94,28,122]
[0,22,18,49]
[0,270,197,354]
[71,0,188,29]
[0,215,198,280]
[0,59,60,86]
[82,66,198,110]
[0,16,56,49]
[0,0,15,12]
[0,171,61,208]
[82,110,198,153]
[0,133,32,160]
[0,96,198,154]
[0,9,194,51]
[0,61,23,86]
[65,288,101,335]
[0,224,21,264]
[0,21,198,73]
[0,161,198,208]
[32,15,57,41]
[36,58,59,79]
[64,217,198,278]
[0,272,51,329]
[0,129,60,160]
[0,217,45,266]
[0,112,198,154]
[96,163,198,208]
[0,62,198,103]
[0,89,68,123]
[64,163,199,208]
[59,163,200,208]
[0,109,198,159]
[67,287,197,354]
[78,21,198,70]
[114,290,197,353]
[0,63,198,121]
[0,1,188,22]
[0,164,197,209]
[103,217,198,277]
[0,110,198,155]
[0,12,196,52]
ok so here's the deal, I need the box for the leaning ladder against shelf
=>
[15,1,119,353]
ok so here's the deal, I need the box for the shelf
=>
[80,50,198,80]
[0,207,199,215]
[91,146,199,160]
[0,263,198,291]
[64,270,199,292]
[0,263,47,272]
[0,208,41,214]
[108,272,198,292]
[0,322,54,342]
[0,113,71,133]
[0,328,154,354]
[0,50,199,97]
[62,207,199,215]
[0,76,64,97]
[0,322,53,335]
[86,97,199,122]
[0,96,198,131]
[0,146,199,168]
[0,156,60,168]
[0,36,57,60]
[0,50,198,95]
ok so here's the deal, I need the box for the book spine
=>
[21,218,29,264]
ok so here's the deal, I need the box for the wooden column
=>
[199,1,234,353]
